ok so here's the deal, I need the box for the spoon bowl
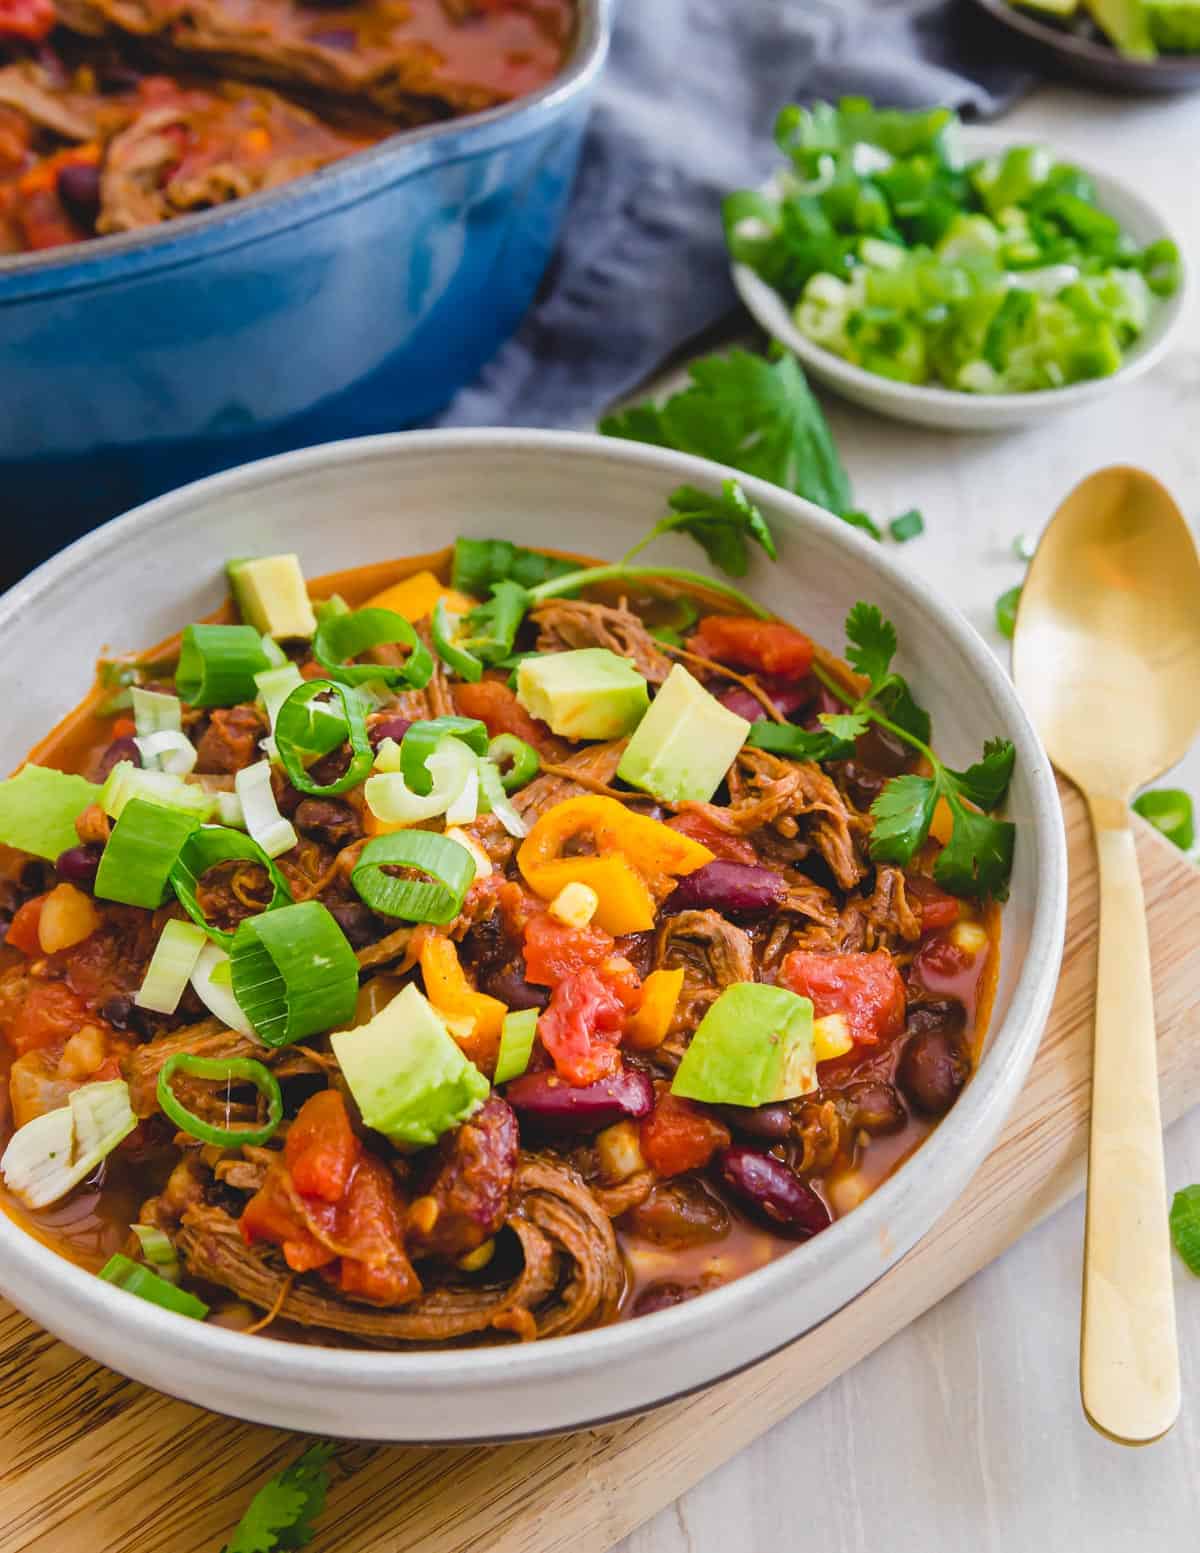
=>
[1014,464,1200,1447]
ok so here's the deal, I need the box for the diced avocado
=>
[494,1008,539,1085]
[1010,0,1079,15]
[617,665,750,805]
[1085,0,1157,55]
[227,555,317,640]
[330,983,489,1148]
[516,649,649,740]
[1144,0,1200,49]
[671,984,816,1107]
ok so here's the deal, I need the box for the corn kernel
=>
[548,881,600,930]
[408,1196,440,1236]
[444,826,493,882]
[57,1024,108,1080]
[596,1120,647,1183]
[38,882,100,955]
[457,1238,495,1272]
[813,1012,853,1063]
[828,1171,870,1216]
[950,921,989,956]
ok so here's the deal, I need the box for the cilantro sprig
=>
[803,603,1017,899]
[1170,1186,1200,1276]
[623,478,777,577]
[223,1442,336,1553]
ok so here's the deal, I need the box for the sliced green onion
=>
[134,729,197,776]
[98,1253,209,1320]
[0,1080,136,1209]
[888,508,925,543]
[259,633,289,668]
[351,830,475,923]
[191,940,253,1035]
[156,1051,284,1147]
[400,718,489,795]
[254,662,304,759]
[477,758,527,839]
[1132,788,1195,851]
[487,733,539,792]
[458,580,531,665]
[365,736,479,826]
[274,679,373,797]
[995,584,1022,639]
[100,761,216,822]
[176,624,270,708]
[230,900,359,1047]
[313,607,434,690]
[214,790,245,829]
[494,1008,538,1084]
[1012,532,1036,562]
[432,598,483,682]
[235,761,298,859]
[131,688,183,772]
[95,798,200,909]
[135,918,208,1014]
[130,1222,181,1283]
[0,764,101,861]
[170,825,292,947]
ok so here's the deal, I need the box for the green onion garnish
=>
[100,761,216,822]
[170,824,293,947]
[365,736,480,826]
[313,606,434,690]
[351,830,476,924]
[477,758,527,839]
[98,1252,209,1320]
[0,764,101,861]
[235,761,298,859]
[175,624,271,708]
[494,1008,539,1084]
[230,900,360,1047]
[274,679,373,797]
[401,717,489,796]
[134,918,208,1015]
[190,941,253,1035]
[431,597,484,682]
[130,1222,181,1283]
[888,508,925,543]
[94,798,200,909]
[995,584,1022,639]
[487,733,539,792]
[131,687,184,773]
[156,1051,284,1147]
[1132,788,1195,852]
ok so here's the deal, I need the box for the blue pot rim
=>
[0,0,610,300]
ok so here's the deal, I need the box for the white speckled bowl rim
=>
[0,430,1068,1441]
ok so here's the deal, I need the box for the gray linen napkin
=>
[433,0,1034,429]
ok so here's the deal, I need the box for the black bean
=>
[57,162,101,227]
[95,735,141,781]
[897,1029,970,1117]
[326,901,381,949]
[715,1101,793,1143]
[55,843,103,889]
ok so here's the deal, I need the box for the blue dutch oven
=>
[0,0,610,569]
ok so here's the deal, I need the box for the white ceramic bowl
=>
[731,127,1190,432]
[0,431,1068,1440]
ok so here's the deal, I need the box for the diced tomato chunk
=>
[666,811,758,865]
[452,678,564,758]
[285,1087,358,1203]
[4,979,90,1056]
[0,0,56,43]
[639,1092,730,1177]
[914,933,973,985]
[689,616,814,680]
[5,895,45,956]
[522,910,614,987]
[906,874,960,932]
[537,967,625,1086]
[779,949,906,1046]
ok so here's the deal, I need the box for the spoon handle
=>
[1081,804,1179,1444]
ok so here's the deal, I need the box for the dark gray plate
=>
[970,0,1200,92]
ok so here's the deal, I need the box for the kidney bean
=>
[55,842,103,889]
[719,680,812,723]
[308,25,357,46]
[326,901,381,949]
[664,860,784,916]
[504,1066,653,1132]
[478,962,549,1012]
[294,797,361,847]
[626,1178,730,1249]
[897,1028,969,1118]
[95,735,141,780]
[715,1101,793,1143]
[854,723,914,777]
[633,1280,707,1318]
[368,715,413,749]
[715,1146,832,1240]
[843,1080,907,1136]
[57,162,101,227]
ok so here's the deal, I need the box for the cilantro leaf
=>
[460,579,530,664]
[868,774,938,865]
[747,720,857,763]
[631,479,776,578]
[948,738,1016,813]
[223,1443,336,1553]
[599,349,854,520]
[818,710,870,742]
[932,793,1016,900]
[874,675,932,747]
[843,602,896,689]
[1170,1185,1200,1275]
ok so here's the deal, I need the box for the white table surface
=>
[617,81,1200,1553]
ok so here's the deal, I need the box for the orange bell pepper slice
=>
[624,967,684,1051]
[517,796,712,935]
[419,934,506,1075]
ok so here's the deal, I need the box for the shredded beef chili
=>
[0,542,1000,1346]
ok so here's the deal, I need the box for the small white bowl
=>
[731,127,1189,432]
[0,431,1068,1440]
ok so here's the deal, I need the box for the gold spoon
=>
[1013,465,1200,1445]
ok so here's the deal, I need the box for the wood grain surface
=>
[2,782,1197,1553]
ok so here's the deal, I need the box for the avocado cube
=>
[671,984,816,1106]
[516,649,649,740]
[617,664,751,804]
[227,554,317,640]
[1144,0,1200,48]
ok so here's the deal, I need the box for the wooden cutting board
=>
[2,781,1199,1553]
